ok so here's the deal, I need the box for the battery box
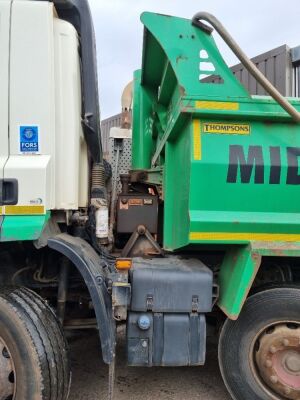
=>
[127,258,213,367]
[117,194,158,234]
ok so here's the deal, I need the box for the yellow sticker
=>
[193,120,201,160]
[4,205,45,215]
[189,232,300,242]
[196,101,239,111]
[203,122,250,135]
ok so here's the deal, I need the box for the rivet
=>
[283,339,290,347]
[270,346,277,354]
[284,387,291,395]
[270,375,278,384]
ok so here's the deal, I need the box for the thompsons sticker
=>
[203,122,251,135]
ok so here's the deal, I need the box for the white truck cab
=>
[0,0,89,215]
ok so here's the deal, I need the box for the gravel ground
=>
[68,327,231,400]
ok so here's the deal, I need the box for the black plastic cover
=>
[127,312,206,366]
[130,258,213,313]
[0,179,18,206]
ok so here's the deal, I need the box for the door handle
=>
[0,179,18,206]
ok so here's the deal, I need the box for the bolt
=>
[270,346,277,354]
[96,276,104,285]
[283,339,290,347]
[285,354,300,373]
[270,375,278,384]
[265,360,273,368]
[142,340,148,348]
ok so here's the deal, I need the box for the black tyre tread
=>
[0,287,71,400]
[219,287,300,400]
[12,289,63,400]
[8,289,55,400]
[18,287,71,400]
[0,287,48,399]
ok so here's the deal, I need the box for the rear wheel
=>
[0,287,71,400]
[219,287,300,400]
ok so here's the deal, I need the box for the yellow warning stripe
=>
[189,232,300,242]
[193,119,201,161]
[1,206,45,216]
[196,101,239,111]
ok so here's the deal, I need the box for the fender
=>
[218,241,300,319]
[48,233,115,364]
[217,244,262,320]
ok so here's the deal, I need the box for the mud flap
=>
[48,233,115,364]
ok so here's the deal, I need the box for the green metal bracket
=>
[218,241,300,320]
[218,245,262,320]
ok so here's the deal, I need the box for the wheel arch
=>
[48,233,115,364]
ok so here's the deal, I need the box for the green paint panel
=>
[218,242,300,319]
[218,245,261,319]
[0,213,50,242]
[132,12,300,251]
[189,120,300,236]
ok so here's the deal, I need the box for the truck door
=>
[0,1,11,234]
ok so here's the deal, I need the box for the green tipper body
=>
[132,12,300,251]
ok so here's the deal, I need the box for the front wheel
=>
[0,287,71,400]
[219,287,300,400]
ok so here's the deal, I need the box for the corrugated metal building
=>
[230,44,300,97]
[101,114,122,159]
[101,44,300,156]
[204,44,300,96]
[292,45,300,97]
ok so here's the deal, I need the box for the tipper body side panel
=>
[132,12,300,250]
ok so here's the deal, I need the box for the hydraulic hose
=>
[192,12,300,123]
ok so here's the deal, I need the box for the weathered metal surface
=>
[0,337,15,400]
[121,225,163,257]
[116,194,158,234]
[112,281,131,321]
[131,12,300,251]
[255,323,300,399]
[130,167,163,186]
[218,245,262,319]
[218,241,300,318]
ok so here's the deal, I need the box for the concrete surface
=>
[68,327,231,400]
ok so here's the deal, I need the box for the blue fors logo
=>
[20,126,39,153]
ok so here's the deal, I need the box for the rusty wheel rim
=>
[0,337,16,400]
[252,322,300,399]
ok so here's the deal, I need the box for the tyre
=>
[219,287,300,400]
[0,287,71,400]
